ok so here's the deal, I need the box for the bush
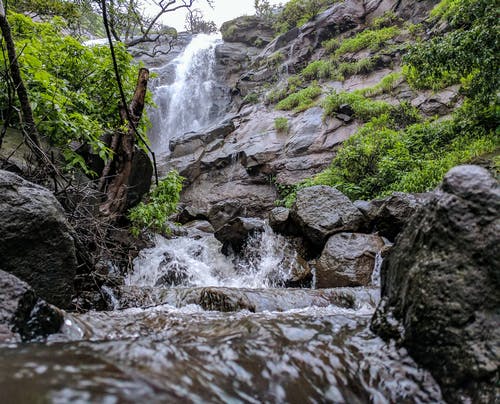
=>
[243,92,260,104]
[301,60,333,80]
[334,26,400,57]
[274,0,340,33]
[274,117,289,133]
[128,170,184,237]
[276,84,322,112]
[322,91,392,121]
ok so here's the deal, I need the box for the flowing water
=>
[0,36,445,403]
[147,34,225,153]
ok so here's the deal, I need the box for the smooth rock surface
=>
[371,165,500,403]
[314,233,385,288]
[0,170,77,308]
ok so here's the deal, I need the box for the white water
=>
[148,34,222,153]
[127,225,296,288]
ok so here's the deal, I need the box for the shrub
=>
[336,57,378,79]
[274,117,289,133]
[276,84,322,112]
[323,37,340,53]
[360,72,403,97]
[301,60,333,80]
[128,170,184,237]
[334,26,400,57]
[243,92,260,104]
[322,91,392,121]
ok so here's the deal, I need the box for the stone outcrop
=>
[291,186,365,248]
[221,16,275,48]
[371,165,500,403]
[0,170,77,308]
[314,233,385,288]
[0,269,63,342]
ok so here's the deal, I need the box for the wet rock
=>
[269,207,299,235]
[183,220,215,236]
[176,205,208,224]
[371,165,500,403]
[0,270,63,342]
[117,286,379,313]
[154,252,189,287]
[313,233,385,288]
[291,186,365,248]
[214,217,266,254]
[395,0,441,23]
[207,199,244,231]
[0,170,77,308]
[356,192,428,241]
[220,16,275,48]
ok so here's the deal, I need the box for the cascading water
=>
[127,225,295,289]
[147,34,224,153]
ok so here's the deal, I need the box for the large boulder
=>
[0,170,77,308]
[371,165,500,403]
[313,233,385,288]
[0,269,63,342]
[290,186,365,248]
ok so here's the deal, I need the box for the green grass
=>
[360,72,403,97]
[276,84,322,112]
[334,26,400,57]
[322,91,392,121]
[274,117,289,133]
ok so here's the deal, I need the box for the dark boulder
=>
[313,233,385,288]
[268,207,299,235]
[0,269,63,342]
[0,170,77,308]
[356,192,428,241]
[290,186,365,249]
[126,148,153,209]
[214,217,266,254]
[207,199,244,231]
[371,165,500,403]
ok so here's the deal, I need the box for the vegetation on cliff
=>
[275,0,499,205]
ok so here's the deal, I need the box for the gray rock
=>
[0,170,77,308]
[214,217,266,254]
[220,16,275,47]
[0,269,63,342]
[314,233,385,288]
[291,186,365,248]
[357,192,428,241]
[371,165,500,403]
[269,207,298,235]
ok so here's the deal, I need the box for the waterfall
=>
[147,34,224,153]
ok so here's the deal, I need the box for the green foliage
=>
[302,60,333,80]
[243,92,260,104]
[336,57,378,80]
[274,0,340,33]
[267,51,285,67]
[359,72,403,97]
[276,84,322,112]
[0,13,147,172]
[265,75,304,105]
[334,26,400,57]
[128,171,184,237]
[274,117,289,133]
[322,38,340,53]
[404,0,499,104]
[322,91,392,121]
[12,0,82,24]
[371,11,402,29]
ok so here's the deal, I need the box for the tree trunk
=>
[100,67,149,218]
[0,1,42,158]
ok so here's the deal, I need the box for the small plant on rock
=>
[274,117,289,133]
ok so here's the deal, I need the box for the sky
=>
[149,0,284,32]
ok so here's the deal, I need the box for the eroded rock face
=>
[221,16,275,48]
[0,270,63,342]
[214,217,266,254]
[314,233,385,288]
[371,165,500,403]
[291,186,365,248]
[0,170,77,308]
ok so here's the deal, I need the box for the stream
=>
[0,34,444,403]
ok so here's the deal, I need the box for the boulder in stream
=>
[290,186,365,249]
[0,269,63,342]
[313,233,385,288]
[0,170,77,308]
[371,165,500,403]
[214,217,266,254]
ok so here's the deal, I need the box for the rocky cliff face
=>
[164,0,454,226]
